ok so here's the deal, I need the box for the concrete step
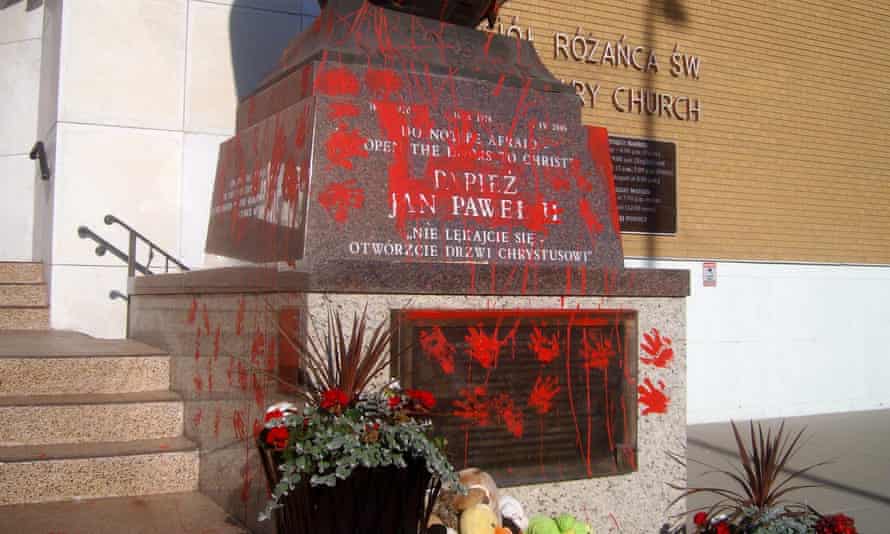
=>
[0,262,42,284]
[0,330,170,396]
[0,307,49,329]
[0,391,183,446]
[0,437,199,505]
[0,283,47,307]
[0,492,249,534]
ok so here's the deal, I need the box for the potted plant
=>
[256,309,460,534]
[671,421,858,534]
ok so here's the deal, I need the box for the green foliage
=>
[671,420,825,526]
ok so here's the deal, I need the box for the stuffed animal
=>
[460,503,500,534]
[498,495,528,533]
[528,514,592,534]
[434,467,501,532]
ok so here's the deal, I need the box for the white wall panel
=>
[626,258,890,423]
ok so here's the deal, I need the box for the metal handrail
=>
[103,215,189,275]
[77,226,154,276]
[29,141,50,181]
[109,290,129,302]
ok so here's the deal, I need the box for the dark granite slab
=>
[206,0,626,274]
[129,265,689,298]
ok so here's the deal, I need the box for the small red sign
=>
[703,262,717,287]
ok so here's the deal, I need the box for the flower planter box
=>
[259,444,437,534]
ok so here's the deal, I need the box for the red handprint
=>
[452,386,491,427]
[641,328,674,368]
[638,378,669,415]
[529,327,560,364]
[580,330,614,370]
[528,375,561,415]
[492,393,524,439]
[465,326,504,369]
[419,326,456,374]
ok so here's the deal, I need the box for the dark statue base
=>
[206,0,626,286]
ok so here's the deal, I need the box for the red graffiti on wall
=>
[452,386,491,427]
[186,297,197,325]
[315,66,360,96]
[419,326,456,374]
[640,328,674,368]
[318,180,366,223]
[638,378,669,415]
[235,297,245,335]
[232,410,247,440]
[365,68,403,99]
[529,327,560,364]
[528,375,560,415]
[579,329,614,370]
[493,393,524,439]
[325,123,368,170]
[465,326,505,369]
[329,102,361,120]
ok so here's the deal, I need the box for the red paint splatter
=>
[213,408,221,438]
[194,328,201,361]
[212,326,221,362]
[324,124,368,170]
[329,102,361,120]
[237,361,249,391]
[580,330,614,370]
[253,374,266,410]
[465,326,504,369]
[192,373,203,392]
[365,68,403,99]
[528,375,560,415]
[529,327,560,364]
[578,197,604,238]
[235,298,245,335]
[318,179,365,223]
[250,331,265,363]
[252,418,263,439]
[240,462,253,503]
[640,328,674,368]
[315,66,360,96]
[202,304,211,335]
[419,326,456,374]
[186,298,197,324]
[452,386,491,427]
[493,393,524,439]
[192,409,203,429]
[638,378,669,415]
[232,410,247,440]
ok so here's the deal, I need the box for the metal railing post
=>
[127,231,137,278]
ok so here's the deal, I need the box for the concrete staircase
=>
[0,262,246,532]
[0,262,49,329]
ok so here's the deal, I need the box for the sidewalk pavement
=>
[687,409,890,533]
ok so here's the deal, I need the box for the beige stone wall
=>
[498,0,890,264]
[130,290,686,533]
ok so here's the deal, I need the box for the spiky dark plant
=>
[670,420,826,528]
[277,307,393,405]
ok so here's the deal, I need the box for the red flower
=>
[693,512,708,527]
[388,396,402,409]
[265,427,289,449]
[407,389,436,410]
[816,514,857,534]
[714,522,730,534]
[264,409,284,423]
[320,388,350,410]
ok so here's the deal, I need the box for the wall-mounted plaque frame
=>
[609,136,678,235]
[391,309,638,487]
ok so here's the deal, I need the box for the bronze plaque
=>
[392,309,638,487]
